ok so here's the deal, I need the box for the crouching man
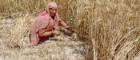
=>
[31,2,71,46]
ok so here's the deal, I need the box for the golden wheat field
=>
[0,0,140,60]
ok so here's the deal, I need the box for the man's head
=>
[48,2,58,17]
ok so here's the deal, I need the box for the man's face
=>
[49,8,57,17]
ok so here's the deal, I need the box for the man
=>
[31,2,71,46]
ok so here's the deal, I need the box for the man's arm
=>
[38,29,53,37]
[59,20,75,33]
[59,20,69,28]
[38,29,60,37]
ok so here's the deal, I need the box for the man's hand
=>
[66,26,75,33]
[52,30,60,36]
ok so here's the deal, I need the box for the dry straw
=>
[0,0,140,60]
